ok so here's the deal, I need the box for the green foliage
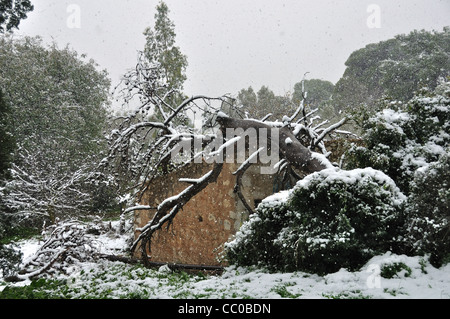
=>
[0,0,34,33]
[0,243,22,278]
[346,81,449,267]
[0,262,210,299]
[0,36,111,158]
[0,279,69,299]
[236,79,344,126]
[285,169,406,275]
[380,262,412,279]
[0,84,21,274]
[0,89,14,181]
[346,81,450,194]
[334,28,450,112]
[226,168,406,275]
[0,193,22,278]
[0,224,40,245]
[225,196,290,270]
[406,153,450,267]
[271,282,302,298]
[143,1,188,104]
[0,35,114,219]
[237,85,293,120]
[292,79,335,108]
[322,290,372,299]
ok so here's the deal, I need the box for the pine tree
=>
[143,1,188,100]
[334,28,450,112]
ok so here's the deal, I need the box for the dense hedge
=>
[226,168,406,275]
[406,153,450,266]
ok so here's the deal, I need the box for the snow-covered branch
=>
[3,152,93,221]
[5,220,99,282]
[312,117,348,148]
[131,162,224,265]
[232,147,266,215]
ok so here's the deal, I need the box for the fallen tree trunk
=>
[97,254,224,273]
[215,115,333,174]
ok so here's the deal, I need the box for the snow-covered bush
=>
[346,81,450,194]
[225,192,291,270]
[0,244,22,278]
[406,153,450,266]
[226,168,406,275]
[283,168,407,274]
[0,204,23,278]
[346,80,450,266]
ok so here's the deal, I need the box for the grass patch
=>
[380,262,412,279]
[271,283,302,298]
[0,278,70,299]
[0,227,41,245]
[322,290,372,299]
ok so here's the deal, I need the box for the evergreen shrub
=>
[226,168,407,275]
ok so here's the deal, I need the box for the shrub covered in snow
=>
[0,244,22,278]
[346,81,450,194]
[346,81,450,266]
[0,204,23,277]
[226,168,407,275]
[225,191,291,271]
[405,153,450,266]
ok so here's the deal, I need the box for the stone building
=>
[133,139,358,266]
[134,161,277,266]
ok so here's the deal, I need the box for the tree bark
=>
[216,116,332,173]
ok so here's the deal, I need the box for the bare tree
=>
[102,53,349,266]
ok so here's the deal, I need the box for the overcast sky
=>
[16,0,450,99]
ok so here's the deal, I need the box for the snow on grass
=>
[40,254,450,299]
[2,227,449,299]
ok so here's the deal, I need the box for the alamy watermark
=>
[171,127,281,175]
[366,264,382,289]
[67,4,81,29]
[367,4,381,29]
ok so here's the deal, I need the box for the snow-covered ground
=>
[1,221,449,299]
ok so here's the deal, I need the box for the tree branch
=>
[312,117,348,149]
[216,115,333,173]
[232,148,265,215]
[131,162,224,266]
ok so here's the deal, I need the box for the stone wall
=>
[135,162,276,266]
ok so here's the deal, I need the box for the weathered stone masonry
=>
[134,162,276,266]
[134,139,360,266]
